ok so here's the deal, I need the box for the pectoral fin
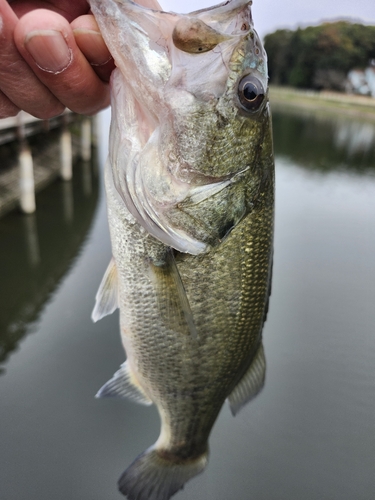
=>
[96,361,153,406]
[150,249,198,339]
[227,342,266,416]
[91,258,119,323]
[166,250,199,339]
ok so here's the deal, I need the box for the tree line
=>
[263,21,375,90]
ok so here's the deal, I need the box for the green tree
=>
[264,21,375,90]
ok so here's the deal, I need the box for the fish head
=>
[166,2,270,178]
[90,0,273,254]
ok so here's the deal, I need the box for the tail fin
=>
[118,446,208,500]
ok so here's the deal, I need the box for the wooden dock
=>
[0,111,95,217]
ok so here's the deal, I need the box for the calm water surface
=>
[0,108,374,500]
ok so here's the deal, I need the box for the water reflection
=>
[0,109,374,500]
[334,121,375,156]
[22,214,41,267]
[82,160,93,197]
[62,180,74,223]
[0,158,99,373]
[272,107,375,173]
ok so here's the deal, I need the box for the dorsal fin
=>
[227,342,266,416]
[96,361,153,406]
[91,257,119,323]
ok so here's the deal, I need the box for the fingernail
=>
[73,28,112,66]
[25,30,72,74]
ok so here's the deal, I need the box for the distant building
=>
[365,67,375,97]
[346,63,375,97]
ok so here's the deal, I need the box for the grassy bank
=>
[269,86,375,122]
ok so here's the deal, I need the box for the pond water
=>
[0,107,374,500]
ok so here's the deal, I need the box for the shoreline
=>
[269,86,375,122]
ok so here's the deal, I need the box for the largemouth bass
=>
[89,0,274,498]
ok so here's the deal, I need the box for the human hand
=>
[0,0,114,119]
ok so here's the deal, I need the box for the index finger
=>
[14,9,110,115]
[0,0,64,118]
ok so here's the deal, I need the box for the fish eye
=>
[238,75,265,112]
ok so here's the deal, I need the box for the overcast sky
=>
[161,0,375,38]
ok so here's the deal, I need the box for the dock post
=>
[81,117,92,161]
[19,141,36,214]
[60,119,72,181]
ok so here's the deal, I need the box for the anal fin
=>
[227,342,266,416]
[96,361,153,406]
[91,257,119,322]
